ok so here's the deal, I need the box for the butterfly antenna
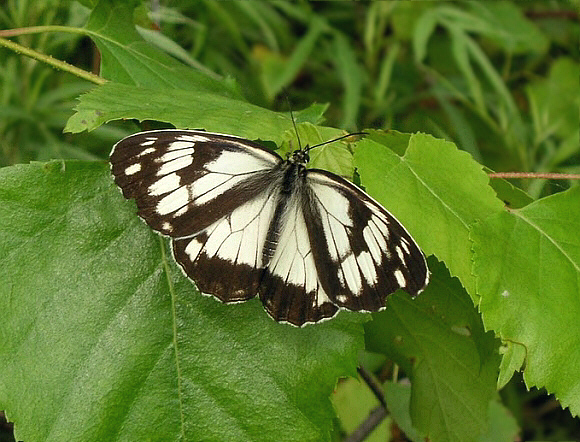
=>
[305,132,368,152]
[286,95,303,151]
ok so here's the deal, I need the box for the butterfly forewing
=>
[110,129,429,326]
[111,130,283,237]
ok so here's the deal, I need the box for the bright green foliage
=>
[65,82,292,139]
[472,186,580,415]
[365,260,501,441]
[497,341,527,390]
[0,162,365,441]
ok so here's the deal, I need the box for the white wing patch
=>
[157,185,189,215]
[124,163,141,176]
[267,194,332,305]
[204,149,275,174]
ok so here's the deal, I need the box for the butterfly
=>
[110,129,429,326]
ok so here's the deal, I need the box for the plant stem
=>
[0,36,105,85]
[489,172,580,180]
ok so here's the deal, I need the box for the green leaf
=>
[472,186,580,416]
[365,259,500,442]
[85,0,235,95]
[355,132,504,297]
[292,102,329,125]
[364,130,411,156]
[448,26,486,113]
[412,8,438,63]
[0,161,366,441]
[485,170,534,210]
[478,399,520,442]
[384,381,423,442]
[385,383,520,442]
[497,341,526,390]
[65,82,292,141]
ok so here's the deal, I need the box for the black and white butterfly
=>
[110,129,429,326]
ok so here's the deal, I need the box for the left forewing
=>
[110,129,282,238]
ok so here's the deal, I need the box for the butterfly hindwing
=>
[171,183,282,303]
[303,170,428,311]
[257,183,340,325]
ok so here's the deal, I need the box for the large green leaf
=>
[384,382,519,442]
[65,83,331,147]
[0,161,366,441]
[365,260,500,442]
[65,82,288,137]
[472,186,580,416]
[355,132,504,297]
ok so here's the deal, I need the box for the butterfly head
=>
[289,148,310,166]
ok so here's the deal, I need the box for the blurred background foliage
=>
[1,0,578,199]
[0,0,579,440]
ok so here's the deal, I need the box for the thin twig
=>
[357,366,387,408]
[489,172,580,180]
[0,36,104,84]
[344,366,390,442]
[344,406,388,442]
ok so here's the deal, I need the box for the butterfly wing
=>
[257,169,428,326]
[303,169,428,314]
[257,182,341,325]
[260,169,429,322]
[111,130,287,303]
[171,182,282,303]
[110,130,283,237]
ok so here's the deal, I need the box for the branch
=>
[343,366,390,442]
[344,405,387,442]
[489,172,580,180]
